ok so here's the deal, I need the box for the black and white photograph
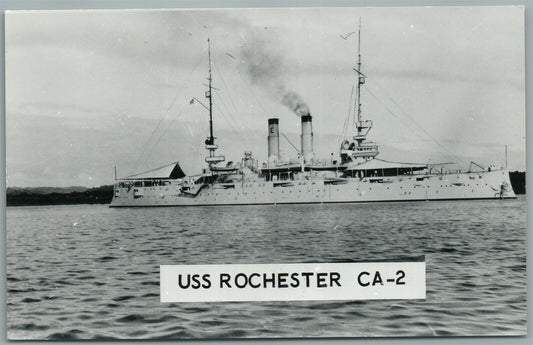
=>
[5,5,527,339]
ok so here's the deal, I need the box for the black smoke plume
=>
[240,34,310,117]
[281,91,310,116]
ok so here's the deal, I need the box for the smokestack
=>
[301,114,314,164]
[267,118,280,166]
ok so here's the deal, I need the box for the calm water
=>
[6,197,527,339]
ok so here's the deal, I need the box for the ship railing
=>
[343,164,503,181]
[307,159,342,167]
[115,178,179,188]
[429,163,504,175]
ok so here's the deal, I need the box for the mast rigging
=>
[207,38,214,146]
[356,18,363,133]
[204,38,225,167]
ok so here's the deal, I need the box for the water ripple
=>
[6,198,527,339]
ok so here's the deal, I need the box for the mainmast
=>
[204,38,225,167]
[353,18,370,147]
[355,19,363,135]
[207,38,214,146]
[340,19,379,163]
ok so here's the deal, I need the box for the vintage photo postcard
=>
[5,6,526,339]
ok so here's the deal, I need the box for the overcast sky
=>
[5,6,525,187]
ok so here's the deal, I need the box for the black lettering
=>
[290,272,300,288]
[372,271,383,286]
[316,272,327,288]
[301,272,314,287]
[191,274,201,289]
[249,273,260,288]
[330,272,341,287]
[396,270,405,285]
[235,273,248,288]
[178,274,191,289]
[202,274,211,289]
[220,273,231,288]
[278,273,288,288]
[263,273,276,288]
[358,271,370,287]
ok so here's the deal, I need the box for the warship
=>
[110,31,515,207]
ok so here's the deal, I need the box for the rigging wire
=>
[212,72,251,143]
[130,59,202,175]
[281,133,301,154]
[210,79,254,146]
[213,60,277,145]
[216,51,274,117]
[213,87,238,124]
[366,78,460,159]
[214,67,240,118]
[338,25,460,164]
[140,99,195,173]
[342,84,355,139]
[213,99,240,133]
[232,64,274,116]
[212,102,249,146]
[364,85,461,162]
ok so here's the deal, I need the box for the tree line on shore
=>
[7,185,114,206]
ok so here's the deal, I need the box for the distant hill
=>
[6,185,113,206]
[7,186,89,195]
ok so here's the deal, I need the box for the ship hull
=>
[109,169,515,207]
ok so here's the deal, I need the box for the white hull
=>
[110,169,515,207]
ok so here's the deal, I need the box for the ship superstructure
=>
[110,31,515,207]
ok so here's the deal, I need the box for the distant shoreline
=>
[6,171,526,207]
[6,185,114,207]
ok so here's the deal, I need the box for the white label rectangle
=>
[160,262,425,302]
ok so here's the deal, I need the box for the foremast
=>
[204,38,225,168]
[340,20,379,163]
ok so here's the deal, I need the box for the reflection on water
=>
[7,197,527,339]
